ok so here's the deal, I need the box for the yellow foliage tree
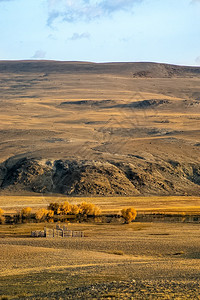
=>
[47,210,54,219]
[35,208,54,222]
[121,207,137,224]
[71,204,80,215]
[59,201,72,215]
[48,201,102,218]
[35,208,48,221]
[0,208,5,224]
[21,207,32,218]
[79,202,101,216]
[48,202,60,214]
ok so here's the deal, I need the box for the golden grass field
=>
[0,62,200,165]
[0,221,200,299]
[0,195,200,299]
[1,195,200,214]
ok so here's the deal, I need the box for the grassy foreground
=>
[0,221,200,299]
[0,195,200,299]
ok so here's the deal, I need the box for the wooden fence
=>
[31,225,84,238]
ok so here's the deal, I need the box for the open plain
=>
[0,221,200,299]
[0,61,200,299]
[1,196,200,299]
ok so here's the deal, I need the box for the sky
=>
[0,0,200,65]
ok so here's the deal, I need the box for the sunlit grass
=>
[1,195,200,214]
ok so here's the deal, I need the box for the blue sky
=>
[0,0,200,65]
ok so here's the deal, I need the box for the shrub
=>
[121,207,137,224]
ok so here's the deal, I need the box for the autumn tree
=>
[78,202,101,216]
[48,202,60,214]
[70,204,80,215]
[47,201,102,220]
[59,201,72,215]
[35,208,54,222]
[21,207,32,218]
[121,207,137,224]
[0,208,5,224]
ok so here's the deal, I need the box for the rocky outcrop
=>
[0,156,200,196]
[0,158,139,196]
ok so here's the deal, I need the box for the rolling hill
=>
[0,60,200,196]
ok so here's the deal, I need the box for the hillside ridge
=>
[0,156,200,196]
[0,60,200,78]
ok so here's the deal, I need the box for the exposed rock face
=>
[0,158,139,196]
[1,158,54,193]
[0,156,200,196]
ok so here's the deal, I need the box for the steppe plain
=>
[0,61,200,299]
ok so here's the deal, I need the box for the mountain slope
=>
[0,60,200,196]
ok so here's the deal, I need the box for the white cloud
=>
[69,32,90,41]
[47,0,142,26]
[32,50,46,59]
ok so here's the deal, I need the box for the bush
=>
[121,207,137,224]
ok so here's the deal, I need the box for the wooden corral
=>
[31,225,84,238]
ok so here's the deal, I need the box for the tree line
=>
[0,202,137,224]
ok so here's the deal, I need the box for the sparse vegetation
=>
[121,207,137,224]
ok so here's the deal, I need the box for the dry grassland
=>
[1,195,200,214]
[0,62,200,165]
[0,222,199,299]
